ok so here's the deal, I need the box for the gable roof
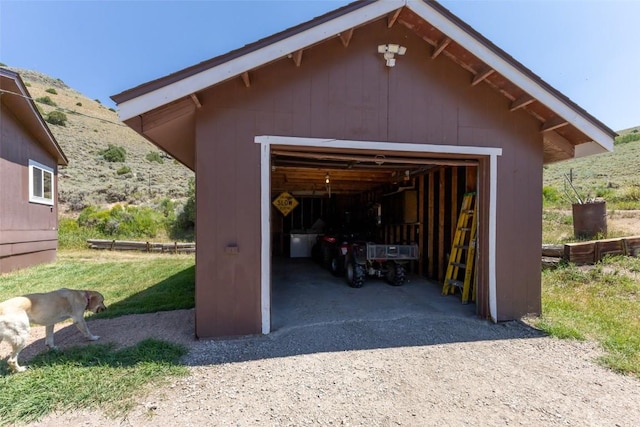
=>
[1,68,68,165]
[112,0,616,164]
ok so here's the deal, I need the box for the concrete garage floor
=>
[270,257,478,333]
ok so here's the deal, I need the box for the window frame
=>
[28,159,55,206]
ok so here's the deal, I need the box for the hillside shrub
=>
[58,218,98,249]
[614,132,640,145]
[36,96,57,106]
[99,144,126,162]
[76,102,82,107]
[77,204,164,239]
[146,151,164,164]
[45,88,58,95]
[46,111,68,126]
[169,178,195,240]
[116,165,131,175]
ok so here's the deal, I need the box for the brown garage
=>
[112,1,615,338]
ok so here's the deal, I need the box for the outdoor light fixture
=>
[325,173,330,184]
[378,43,407,67]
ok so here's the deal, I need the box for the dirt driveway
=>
[15,257,640,427]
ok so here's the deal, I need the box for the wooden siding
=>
[0,102,60,274]
[193,18,543,337]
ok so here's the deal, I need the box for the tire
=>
[386,262,406,286]
[330,255,344,276]
[322,246,332,269]
[346,259,365,288]
[311,243,321,264]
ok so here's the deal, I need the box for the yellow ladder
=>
[442,192,477,303]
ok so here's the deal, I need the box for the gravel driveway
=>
[12,258,640,426]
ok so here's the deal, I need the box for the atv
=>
[344,241,419,288]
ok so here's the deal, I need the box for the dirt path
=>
[8,308,638,427]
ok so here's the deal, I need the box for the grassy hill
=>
[7,67,194,216]
[543,126,640,209]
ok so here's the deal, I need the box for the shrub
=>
[76,102,82,107]
[45,111,68,126]
[45,88,58,95]
[58,218,95,249]
[36,96,57,106]
[109,107,116,112]
[99,144,126,162]
[614,132,640,145]
[117,165,131,175]
[77,204,164,239]
[146,151,164,164]
[94,99,101,104]
[542,186,561,204]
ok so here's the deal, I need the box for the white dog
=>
[0,288,107,373]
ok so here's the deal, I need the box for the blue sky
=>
[1,0,638,132]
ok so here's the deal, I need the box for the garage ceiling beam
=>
[431,37,451,59]
[189,94,201,108]
[272,150,478,166]
[291,49,303,67]
[541,116,569,133]
[388,9,402,28]
[339,28,354,47]
[471,67,495,86]
[241,71,251,88]
[510,94,534,111]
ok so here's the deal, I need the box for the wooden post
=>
[418,175,425,276]
[438,168,446,281]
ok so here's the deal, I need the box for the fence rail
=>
[542,235,640,268]
[87,239,195,254]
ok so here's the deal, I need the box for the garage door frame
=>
[256,135,502,334]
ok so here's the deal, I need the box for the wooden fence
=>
[87,239,195,254]
[542,235,640,267]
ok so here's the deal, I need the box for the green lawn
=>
[533,256,640,378]
[0,250,195,425]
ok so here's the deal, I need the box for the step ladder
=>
[442,192,477,304]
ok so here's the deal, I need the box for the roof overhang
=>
[1,68,68,166]
[112,0,616,165]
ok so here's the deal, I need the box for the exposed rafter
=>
[510,94,535,112]
[240,71,251,88]
[543,131,575,161]
[291,49,303,67]
[189,94,201,108]
[431,37,451,59]
[387,9,401,28]
[541,116,569,133]
[339,28,354,47]
[471,67,494,86]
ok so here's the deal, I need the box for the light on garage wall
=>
[378,43,407,67]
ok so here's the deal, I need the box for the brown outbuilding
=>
[1,68,68,274]
[112,1,615,338]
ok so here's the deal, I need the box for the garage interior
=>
[269,145,481,324]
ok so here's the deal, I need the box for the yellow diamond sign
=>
[273,192,299,217]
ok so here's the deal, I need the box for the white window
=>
[29,160,54,205]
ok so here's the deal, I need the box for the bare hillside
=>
[9,67,194,215]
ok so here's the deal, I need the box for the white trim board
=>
[256,135,501,333]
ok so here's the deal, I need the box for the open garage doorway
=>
[257,136,501,334]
